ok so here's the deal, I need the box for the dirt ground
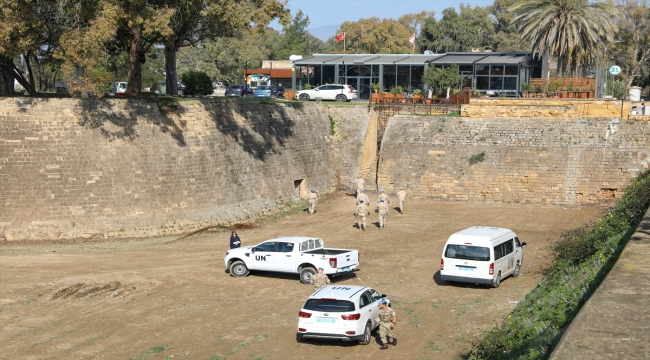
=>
[0,191,601,360]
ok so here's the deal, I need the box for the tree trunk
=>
[165,39,178,96]
[0,68,13,94]
[24,52,36,94]
[0,54,34,94]
[126,26,144,96]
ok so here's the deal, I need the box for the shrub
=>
[467,170,650,360]
[180,70,213,96]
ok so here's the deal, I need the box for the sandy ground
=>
[0,191,601,360]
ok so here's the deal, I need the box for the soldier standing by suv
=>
[355,199,370,231]
[310,267,330,289]
[377,198,389,229]
[307,188,318,215]
[378,299,397,349]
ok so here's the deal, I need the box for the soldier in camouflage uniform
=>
[310,267,330,289]
[377,189,390,206]
[378,298,397,349]
[356,189,370,207]
[354,175,365,196]
[377,198,389,229]
[307,188,318,215]
[355,199,370,231]
[397,187,407,214]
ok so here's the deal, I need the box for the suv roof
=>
[449,226,513,242]
[310,285,369,299]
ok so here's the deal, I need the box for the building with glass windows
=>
[290,52,542,100]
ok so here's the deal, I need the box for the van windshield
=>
[445,244,490,261]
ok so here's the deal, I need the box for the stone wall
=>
[462,98,632,119]
[0,98,337,240]
[378,116,650,204]
[327,105,372,189]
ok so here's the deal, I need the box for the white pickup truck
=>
[224,236,360,284]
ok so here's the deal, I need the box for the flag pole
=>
[344,34,346,53]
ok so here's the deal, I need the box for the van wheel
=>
[493,273,501,288]
[358,322,372,345]
[513,264,521,277]
[229,261,249,277]
[300,267,316,284]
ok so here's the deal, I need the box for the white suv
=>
[295,84,357,102]
[296,285,390,345]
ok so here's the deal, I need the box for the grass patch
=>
[328,115,336,136]
[129,344,171,360]
[466,170,650,360]
[427,341,441,351]
[468,152,486,165]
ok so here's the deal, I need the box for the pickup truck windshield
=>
[445,244,490,261]
[303,299,355,312]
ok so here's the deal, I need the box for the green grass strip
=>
[466,170,650,360]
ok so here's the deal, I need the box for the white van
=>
[440,226,526,288]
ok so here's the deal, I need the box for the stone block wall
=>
[0,98,336,240]
[327,105,372,189]
[378,116,650,204]
[462,99,631,119]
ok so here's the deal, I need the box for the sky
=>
[271,0,496,40]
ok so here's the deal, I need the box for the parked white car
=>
[295,84,357,102]
[440,226,527,288]
[224,236,360,284]
[297,285,390,344]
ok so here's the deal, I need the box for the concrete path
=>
[550,208,650,360]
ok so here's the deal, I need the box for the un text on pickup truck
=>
[224,236,360,284]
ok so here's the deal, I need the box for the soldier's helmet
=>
[360,189,364,193]
[317,267,324,271]
[380,198,385,202]
[380,189,385,193]
[379,299,387,305]
[311,188,315,192]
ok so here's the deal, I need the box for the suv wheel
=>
[299,93,310,101]
[335,94,347,102]
[358,322,372,345]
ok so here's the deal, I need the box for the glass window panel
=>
[397,66,410,88]
[322,65,335,84]
[346,65,359,77]
[359,65,372,76]
[505,66,518,75]
[459,65,472,73]
[490,77,503,90]
[503,77,517,90]
[476,76,489,89]
[411,66,424,89]
[491,66,504,75]
[312,65,322,86]
[383,65,396,89]
[475,65,489,75]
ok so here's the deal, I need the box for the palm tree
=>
[509,0,618,77]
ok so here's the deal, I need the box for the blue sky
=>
[272,0,496,39]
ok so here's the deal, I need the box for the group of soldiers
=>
[307,175,402,350]
[353,175,407,231]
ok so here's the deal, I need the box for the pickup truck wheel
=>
[493,272,501,288]
[230,261,249,277]
[358,322,372,345]
[299,267,316,284]
[513,263,521,277]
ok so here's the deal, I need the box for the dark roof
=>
[243,68,293,79]
[292,52,532,66]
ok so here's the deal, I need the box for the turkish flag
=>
[335,32,345,42]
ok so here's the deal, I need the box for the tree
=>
[273,10,312,59]
[161,0,288,96]
[609,0,650,90]
[509,0,619,77]
[421,8,479,53]
[0,0,44,94]
[422,64,461,95]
